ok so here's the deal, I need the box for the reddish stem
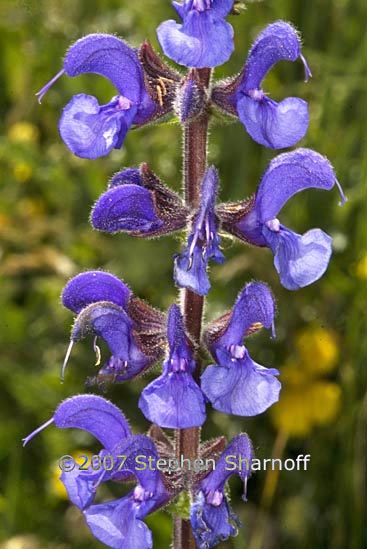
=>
[173,68,210,549]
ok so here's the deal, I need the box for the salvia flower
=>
[91,163,189,237]
[212,21,312,149]
[139,304,206,428]
[157,1,235,68]
[201,282,281,416]
[174,166,225,296]
[61,271,165,384]
[217,148,346,290]
[23,395,170,549]
[190,433,253,548]
[36,34,157,159]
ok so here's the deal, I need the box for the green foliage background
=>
[0,1,365,548]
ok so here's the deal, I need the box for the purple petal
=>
[179,1,234,18]
[60,466,102,510]
[191,434,253,545]
[264,226,332,290]
[53,395,131,450]
[167,304,187,350]
[139,304,205,428]
[209,0,235,18]
[190,491,240,549]
[91,185,163,234]
[84,496,152,549]
[64,34,143,102]
[111,435,169,505]
[237,95,309,149]
[241,21,304,90]
[71,302,150,372]
[174,243,211,296]
[139,371,206,428]
[59,94,137,159]
[201,351,280,416]
[215,282,275,352]
[254,149,338,221]
[94,355,149,383]
[202,434,253,494]
[166,304,195,372]
[174,167,224,295]
[157,10,234,68]
[62,271,131,314]
[109,168,142,188]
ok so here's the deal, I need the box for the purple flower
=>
[23,395,170,549]
[61,271,165,384]
[201,282,281,416]
[190,433,253,548]
[212,21,312,149]
[91,163,188,237]
[174,166,225,296]
[157,1,235,68]
[217,148,346,290]
[36,34,156,159]
[139,304,206,428]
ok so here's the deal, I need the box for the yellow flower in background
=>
[270,326,341,437]
[271,375,341,436]
[7,122,39,144]
[295,326,339,375]
[13,162,33,183]
[49,450,93,500]
[356,253,367,280]
[308,381,341,425]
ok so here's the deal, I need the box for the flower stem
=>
[173,68,211,549]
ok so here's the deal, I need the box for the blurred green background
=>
[0,0,366,548]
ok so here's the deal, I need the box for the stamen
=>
[35,69,65,104]
[60,340,74,383]
[22,417,54,446]
[271,319,276,340]
[242,476,248,502]
[335,178,347,206]
[93,337,101,367]
[300,53,312,82]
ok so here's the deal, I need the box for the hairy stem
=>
[173,68,211,549]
